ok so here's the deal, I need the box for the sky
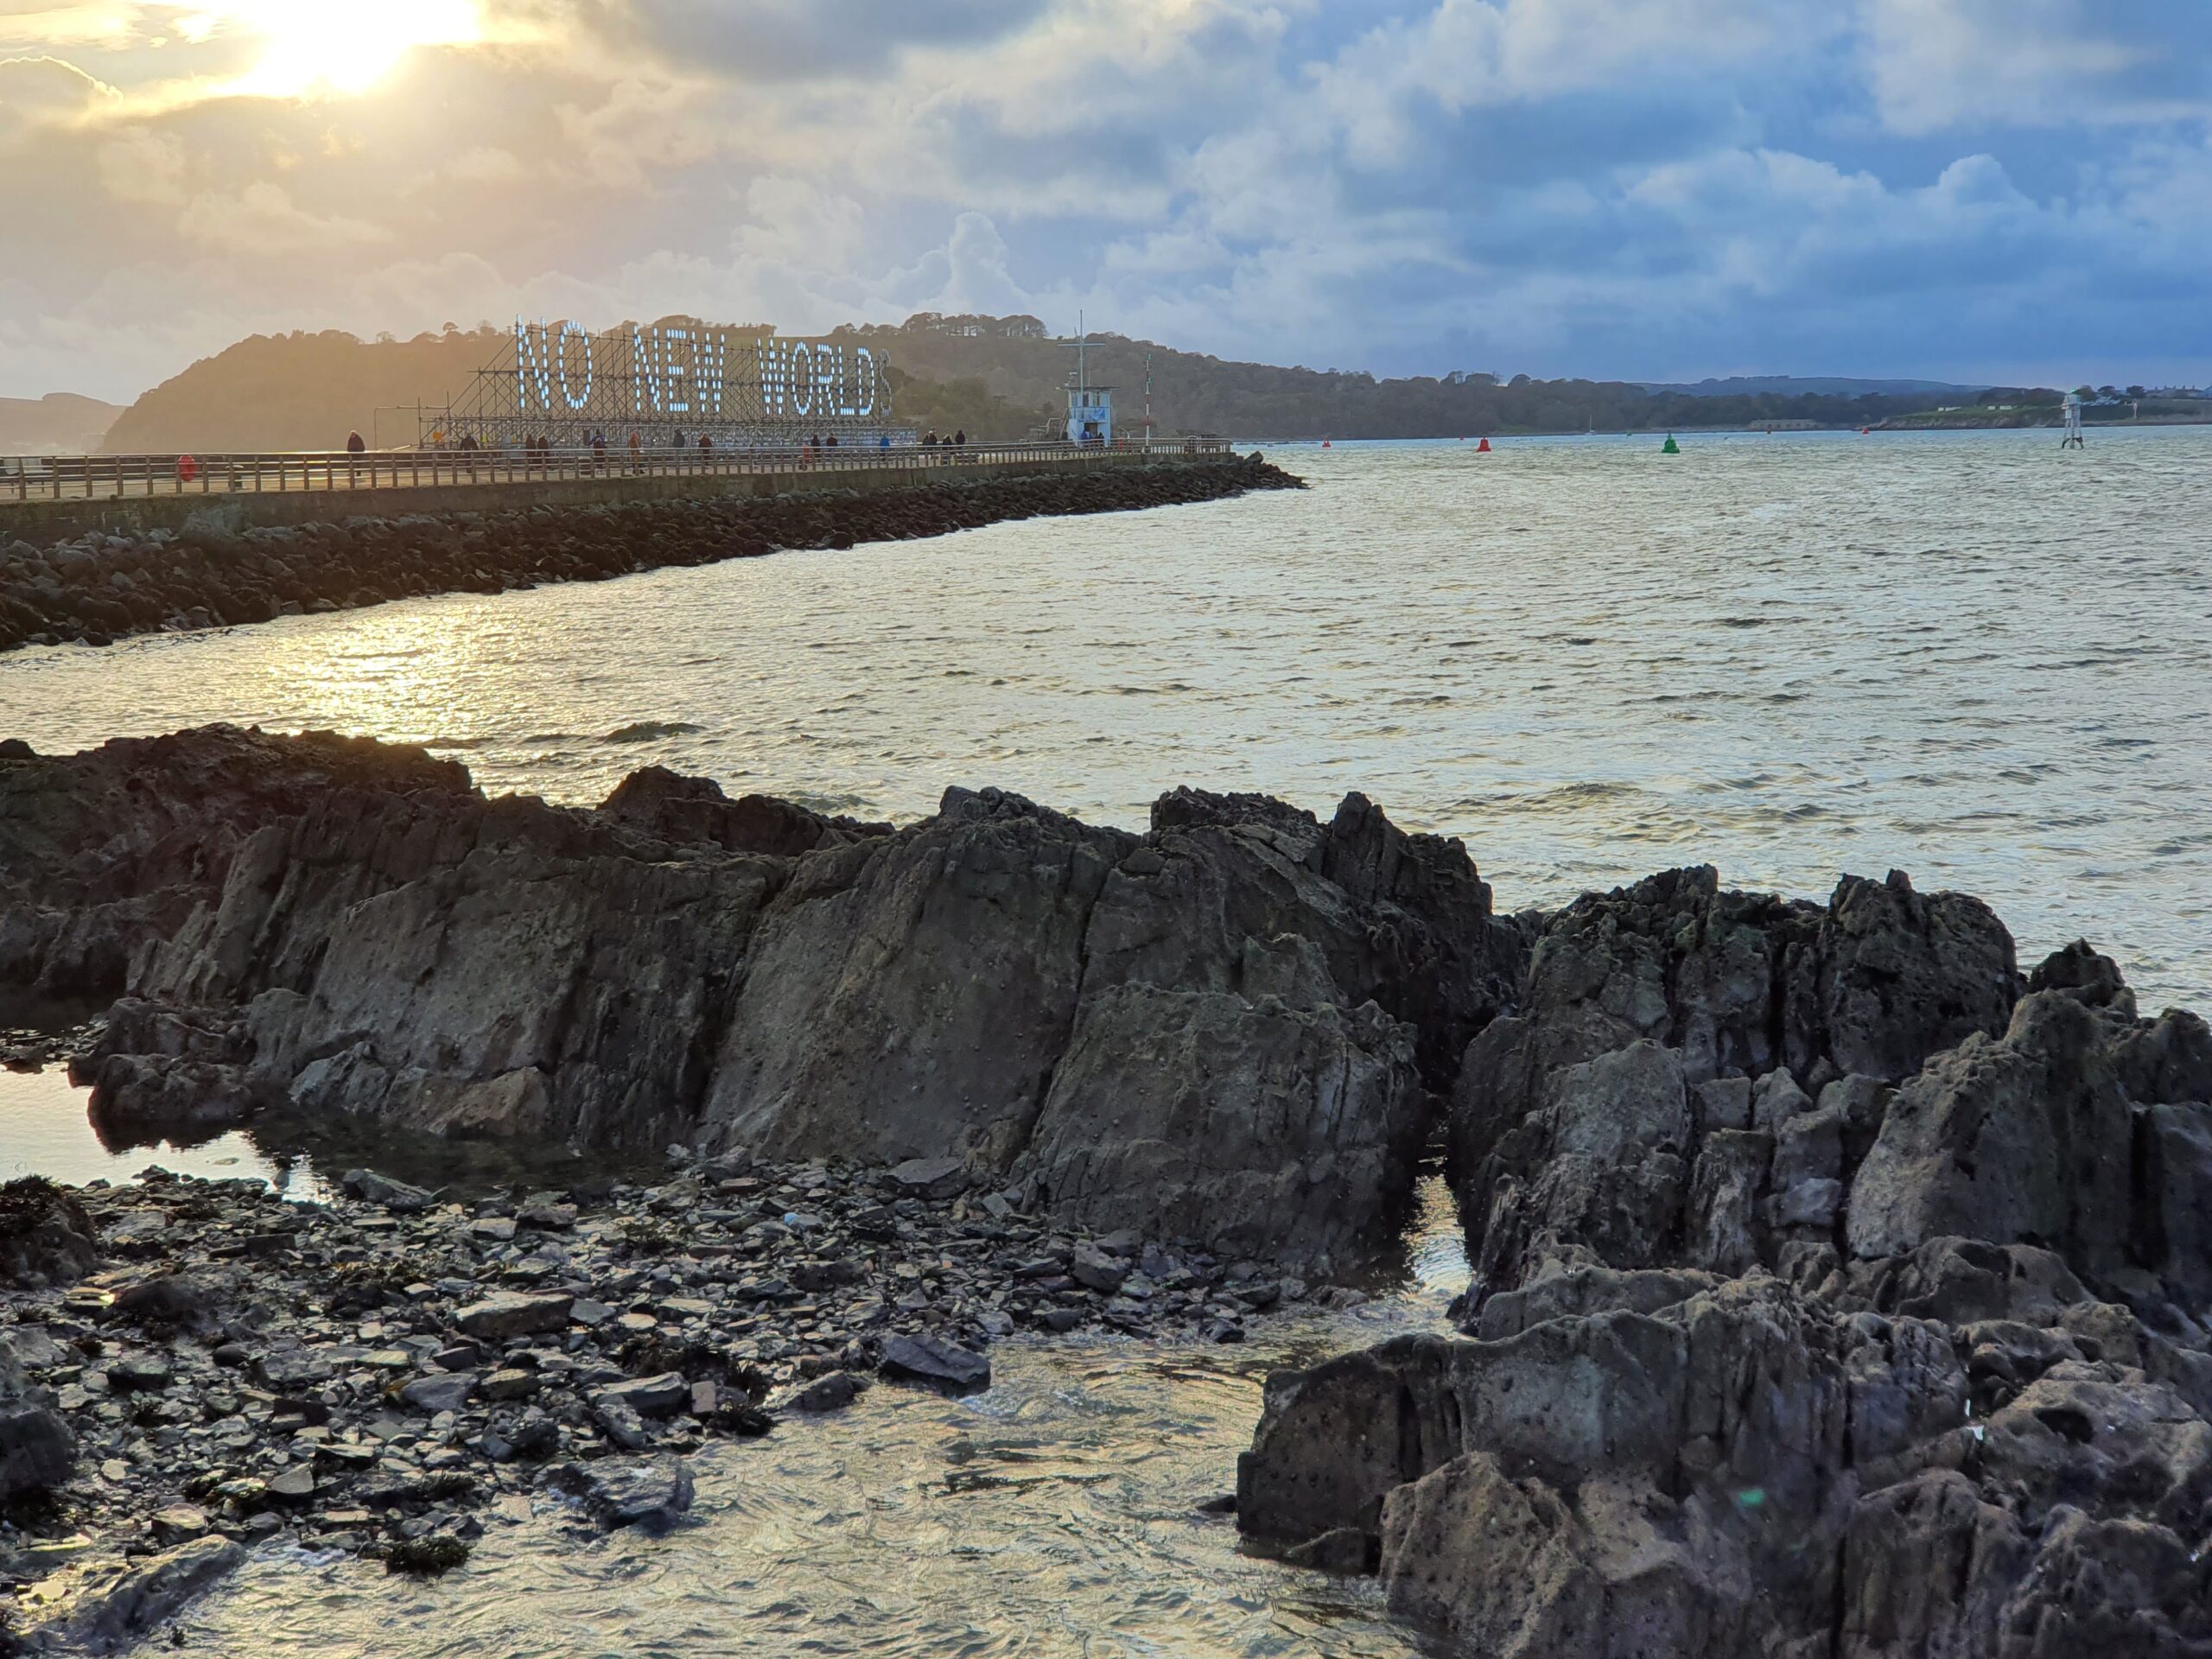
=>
[2,0,2209,403]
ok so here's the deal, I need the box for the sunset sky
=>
[3,0,2209,402]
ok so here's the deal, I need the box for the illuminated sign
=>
[507,321,887,424]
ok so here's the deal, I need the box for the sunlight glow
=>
[224,0,482,98]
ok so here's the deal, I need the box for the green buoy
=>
[1662,434,1681,454]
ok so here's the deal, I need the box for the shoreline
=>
[1245,415,2212,440]
[2,1142,1346,1649]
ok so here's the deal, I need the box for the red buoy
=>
[1476,437,1491,453]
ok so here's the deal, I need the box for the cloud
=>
[0,7,134,49]
[442,144,526,184]
[95,124,184,200]
[175,180,392,252]
[1859,0,2212,135]
[0,50,118,135]
[3,0,2211,404]
[575,0,1051,80]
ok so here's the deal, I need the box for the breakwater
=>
[0,453,1297,652]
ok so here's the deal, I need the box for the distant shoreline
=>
[1247,414,2212,442]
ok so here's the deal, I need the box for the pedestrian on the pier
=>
[346,430,365,454]
[627,430,643,474]
[593,430,607,473]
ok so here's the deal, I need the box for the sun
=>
[224,0,483,99]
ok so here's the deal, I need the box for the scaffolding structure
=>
[420,321,912,450]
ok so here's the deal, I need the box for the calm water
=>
[3,429,2205,1007]
[144,1189,1468,1659]
[0,1065,326,1196]
[6,428,2206,1653]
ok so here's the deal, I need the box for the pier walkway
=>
[0,438,1234,545]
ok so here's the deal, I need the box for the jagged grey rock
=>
[0,1340,73,1500]
[0,1176,99,1288]
[1247,932,2212,1658]
[1020,987,1426,1272]
[19,728,1523,1274]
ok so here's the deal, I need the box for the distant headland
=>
[10,315,2209,453]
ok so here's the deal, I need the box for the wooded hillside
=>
[93,317,2001,454]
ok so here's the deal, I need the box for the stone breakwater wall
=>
[0,454,1298,653]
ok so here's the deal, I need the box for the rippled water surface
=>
[120,1185,1470,1659]
[8,429,2208,1652]
[3,429,2208,1003]
[179,1328,1449,1659]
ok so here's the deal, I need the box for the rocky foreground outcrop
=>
[0,454,1299,653]
[3,725,1521,1277]
[1238,871,2212,1657]
[9,726,2210,1656]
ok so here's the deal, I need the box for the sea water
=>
[4,428,2209,1654]
[3,429,2202,1006]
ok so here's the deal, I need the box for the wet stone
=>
[594,1373,690,1417]
[789,1371,866,1413]
[880,1335,991,1396]
[150,1503,210,1541]
[555,1454,694,1533]
[454,1291,572,1341]
[341,1168,435,1214]
[399,1372,475,1414]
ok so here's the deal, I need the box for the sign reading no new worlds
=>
[506,319,893,430]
